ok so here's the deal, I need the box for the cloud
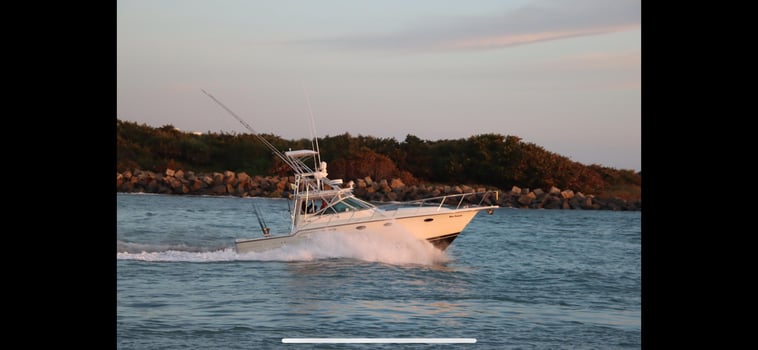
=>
[543,50,642,70]
[443,25,639,50]
[317,0,640,51]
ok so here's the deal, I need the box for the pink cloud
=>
[443,24,640,50]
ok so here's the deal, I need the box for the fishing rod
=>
[252,203,271,237]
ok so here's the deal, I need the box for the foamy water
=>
[117,228,450,265]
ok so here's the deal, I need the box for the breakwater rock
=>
[117,169,641,211]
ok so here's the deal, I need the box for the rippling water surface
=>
[117,193,640,349]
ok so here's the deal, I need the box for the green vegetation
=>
[117,119,641,200]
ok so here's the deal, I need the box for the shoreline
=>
[117,169,641,211]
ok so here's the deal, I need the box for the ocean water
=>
[117,193,640,349]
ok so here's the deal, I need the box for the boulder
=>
[276,178,289,192]
[379,180,391,193]
[177,184,190,194]
[210,184,227,195]
[518,193,535,206]
[510,186,521,195]
[136,171,148,182]
[352,187,367,198]
[561,190,575,199]
[158,184,172,194]
[569,196,583,209]
[212,172,224,185]
[223,171,236,184]
[607,198,628,211]
[390,178,405,190]
[190,179,205,191]
[168,178,182,190]
[120,182,134,192]
[549,186,561,195]
[145,179,159,193]
[541,196,559,209]
[237,172,250,183]
[165,168,175,177]
[370,192,385,202]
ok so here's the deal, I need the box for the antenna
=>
[302,83,321,167]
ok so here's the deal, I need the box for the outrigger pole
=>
[201,89,301,172]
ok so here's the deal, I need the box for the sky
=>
[117,0,641,171]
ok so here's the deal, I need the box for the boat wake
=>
[116,243,240,262]
[117,228,450,266]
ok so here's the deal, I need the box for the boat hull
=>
[426,232,461,250]
[234,206,494,254]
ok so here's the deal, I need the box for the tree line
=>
[117,119,641,199]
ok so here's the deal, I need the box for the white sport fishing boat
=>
[203,90,499,254]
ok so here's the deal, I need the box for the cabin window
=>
[341,197,373,210]
[332,202,350,212]
[318,194,373,215]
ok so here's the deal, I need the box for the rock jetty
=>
[116,169,641,211]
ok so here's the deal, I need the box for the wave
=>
[117,228,450,266]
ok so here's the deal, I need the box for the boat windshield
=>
[327,196,373,213]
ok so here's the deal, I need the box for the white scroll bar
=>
[282,338,476,344]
